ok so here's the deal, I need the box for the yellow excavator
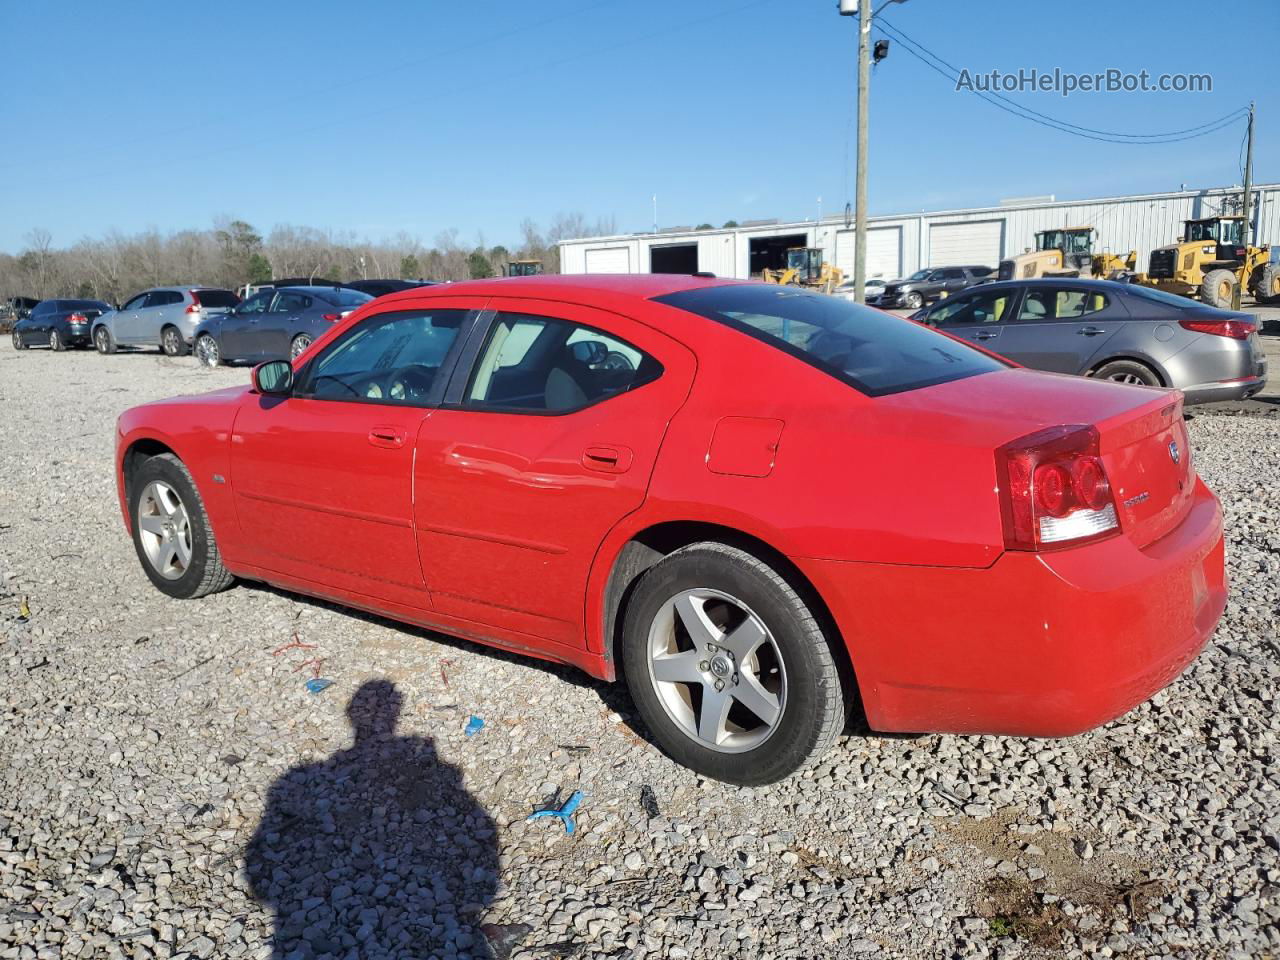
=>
[762,247,844,294]
[997,227,1136,281]
[1131,215,1278,308]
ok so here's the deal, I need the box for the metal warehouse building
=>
[559,183,1280,281]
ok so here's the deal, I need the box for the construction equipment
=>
[1132,216,1278,309]
[761,247,845,294]
[506,260,544,277]
[997,228,1136,281]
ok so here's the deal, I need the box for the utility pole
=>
[1232,101,1255,311]
[853,3,871,303]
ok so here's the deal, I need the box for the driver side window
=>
[298,309,467,406]
[238,291,274,315]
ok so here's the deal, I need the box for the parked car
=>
[192,285,373,366]
[115,275,1225,784]
[871,265,993,309]
[93,287,240,356]
[913,277,1267,405]
[833,278,887,302]
[237,277,346,300]
[346,279,436,298]
[12,298,113,351]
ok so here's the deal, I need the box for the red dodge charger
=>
[115,275,1226,783]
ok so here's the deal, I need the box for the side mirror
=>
[253,360,293,395]
[570,340,608,365]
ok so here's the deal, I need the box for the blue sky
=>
[2,0,1276,252]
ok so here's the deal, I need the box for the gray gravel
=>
[1,339,1277,959]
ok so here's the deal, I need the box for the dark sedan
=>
[12,298,113,351]
[346,278,435,298]
[913,277,1266,404]
[192,286,373,366]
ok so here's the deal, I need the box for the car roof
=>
[275,285,369,296]
[962,277,1130,292]
[372,272,738,308]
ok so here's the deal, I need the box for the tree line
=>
[0,213,617,305]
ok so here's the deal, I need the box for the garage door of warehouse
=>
[835,228,901,281]
[928,221,1004,268]
[585,247,632,273]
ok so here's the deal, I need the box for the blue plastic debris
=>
[464,715,485,737]
[305,678,333,695]
[526,790,584,835]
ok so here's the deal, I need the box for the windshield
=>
[905,270,931,281]
[1036,231,1063,252]
[1063,231,1093,254]
[654,284,1006,397]
[1186,221,1219,242]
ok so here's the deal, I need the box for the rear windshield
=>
[655,284,1006,397]
[67,299,110,311]
[1121,283,1198,310]
[193,289,240,308]
[316,288,374,309]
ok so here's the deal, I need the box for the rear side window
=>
[655,285,1005,396]
[1016,288,1107,321]
[466,313,661,413]
[194,289,240,309]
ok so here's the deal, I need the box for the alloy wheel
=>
[646,588,786,753]
[11,331,20,350]
[95,328,109,352]
[163,328,181,355]
[49,330,59,349]
[137,480,193,581]
[195,335,220,367]
[290,335,312,360]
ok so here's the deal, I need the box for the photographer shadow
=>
[245,680,499,959]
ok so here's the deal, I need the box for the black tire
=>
[94,326,117,354]
[49,328,65,351]
[12,329,27,350]
[904,291,924,310]
[1201,268,1236,309]
[1258,263,1280,305]
[129,453,234,599]
[161,326,188,356]
[290,333,313,360]
[1092,358,1161,387]
[620,542,844,785]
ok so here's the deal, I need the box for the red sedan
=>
[115,275,1226,784]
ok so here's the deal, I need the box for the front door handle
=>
[582,444,633,474]
[368,426,406,448]
[974,330,998,340]
[1078,326,1105,335]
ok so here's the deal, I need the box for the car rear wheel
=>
[130,453,234,599]
[1201,268,1236,310]
[621,542,844,785]
[94,326,117,354]
[905,291,924,309]
[161,326,187,357]
[290,333,313,360]
[49,329,65,351]
[195,333,221,367]
[1093,359,1160,387]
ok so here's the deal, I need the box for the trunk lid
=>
[875,368,1195,549]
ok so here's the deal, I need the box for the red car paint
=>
[116,274,1226,736]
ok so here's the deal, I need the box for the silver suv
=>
[92,286,240,356]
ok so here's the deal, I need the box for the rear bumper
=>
[1181,375,1267,405]
[795,478,1225,736]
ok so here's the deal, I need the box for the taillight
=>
[68,312,86,324]
[1178,317,1254,339]
[186,290,202,314]
[323,313,341,322]
[996,424,1119,552]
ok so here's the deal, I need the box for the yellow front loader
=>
[997,228,1136,281]
[1132,216,1278,309]
[762,247,844,294]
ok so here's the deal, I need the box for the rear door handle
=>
[582,444,633,474]
[974,330,998,340]
[1078,326,1105,335]
[368,426,406,448]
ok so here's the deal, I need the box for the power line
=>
[876,18,1248,145]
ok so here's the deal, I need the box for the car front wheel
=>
[130,453,234,599]
[621,542,845,785]
[905,291,924,309]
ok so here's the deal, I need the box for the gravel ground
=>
[1,339,1277,960]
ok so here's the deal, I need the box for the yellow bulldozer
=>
[762,247,844,294]
[1131,215,1278,309]
[997,227,1136,281]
